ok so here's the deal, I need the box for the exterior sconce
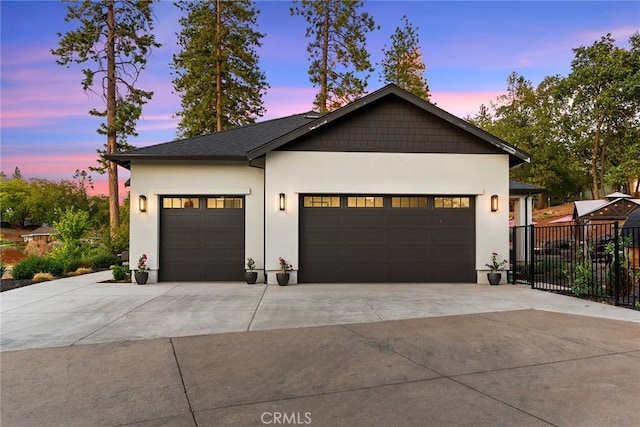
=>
[279,193,286,211]
[490,194,498,212]
[139,195,148,213]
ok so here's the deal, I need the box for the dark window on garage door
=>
[159,196,245,281]
[299,195,475,283]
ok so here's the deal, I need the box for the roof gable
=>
[249,85,530,166]
[574,198,640,219]
[276,95,506,156]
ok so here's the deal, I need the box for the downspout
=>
[248,159,266,284]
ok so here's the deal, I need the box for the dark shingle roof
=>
[509,180,546,195]
[107,112,319,167]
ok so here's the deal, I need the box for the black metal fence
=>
[511,223,640,308]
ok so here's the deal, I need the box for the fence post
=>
[614,221,620,306]
[529,224,535,289]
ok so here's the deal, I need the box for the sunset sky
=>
[1,1,638,196]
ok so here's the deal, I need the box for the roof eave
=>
[106,153,248,169]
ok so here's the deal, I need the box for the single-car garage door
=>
[299,195,475,283]
[159,196,244,281]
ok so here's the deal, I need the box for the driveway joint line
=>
[363,300,383,321]
[170,337,199,427]
[247,284,268,331]
[69,288,179,346]
[340,324,558,426]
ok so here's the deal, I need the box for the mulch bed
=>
[1,279,34,292]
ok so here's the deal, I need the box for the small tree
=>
[51,207,91,263]
[380,15,430,100]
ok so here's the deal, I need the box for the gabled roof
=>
[107,112,318,168]
[574,197,640,220]
[107,84,531,168]
[509,180,546,195]
[21,226,56,237]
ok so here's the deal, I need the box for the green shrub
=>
[65,259,93,273]
[11,256,65,280]
[0,260,7,277]
[112,265,129,281]
[91,252,120,269]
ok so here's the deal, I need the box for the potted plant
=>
[276,257,293,286]
[485,252,508,285]
[134,254,149,285]
[244,257,258,284]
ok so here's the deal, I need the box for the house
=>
[573,192,640,223]
[107,84,530,284]
[21,226,56,243]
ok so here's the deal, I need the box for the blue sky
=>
[1,1,638,195]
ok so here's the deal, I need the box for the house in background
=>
[21,226,56,243]
[573,192,640,224]
[108,84,530,285]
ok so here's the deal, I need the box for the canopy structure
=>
[573,193,640,221]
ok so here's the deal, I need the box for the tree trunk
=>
[319,2,330,113]
[215,0,223,131]
[591,116,604,199]
[106,0,120,238]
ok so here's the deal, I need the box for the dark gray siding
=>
[281,96,504,155]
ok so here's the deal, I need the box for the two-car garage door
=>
[299,195,476,283]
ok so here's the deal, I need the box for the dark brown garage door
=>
[299,195,475,283]
[159,196,244,281]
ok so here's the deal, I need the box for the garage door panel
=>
[386,231,429,245]
[344,230,385,245]
[300,195,475,283]
[160,196,244,282]
[342,214,386,227]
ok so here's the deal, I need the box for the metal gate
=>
[511,223,640,308]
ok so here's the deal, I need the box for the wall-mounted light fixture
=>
[139,195,148,213]
[279,193,286,211]
[490,194,499,212]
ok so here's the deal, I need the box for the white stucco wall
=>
[264,151,510,284]
[129,160,265,283]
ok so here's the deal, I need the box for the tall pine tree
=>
[380,15,430,100]
[172,0,268,137]
[53,0,160,236]
[291,0,376,113]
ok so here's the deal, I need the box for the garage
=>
[299,195,475,283]
[159,196,245,281]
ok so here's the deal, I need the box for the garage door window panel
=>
[391,197,427,208]
[304,196,340,208]
[207,197,243,209]
[347,196,384,208]
[163,197,200,209]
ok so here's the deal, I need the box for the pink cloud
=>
[262,86,317,119]
[430,91,503,118]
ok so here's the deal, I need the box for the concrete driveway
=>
[1,270,639,351]
[2,272,639,426]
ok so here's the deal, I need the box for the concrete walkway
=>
[1,272,639,426]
